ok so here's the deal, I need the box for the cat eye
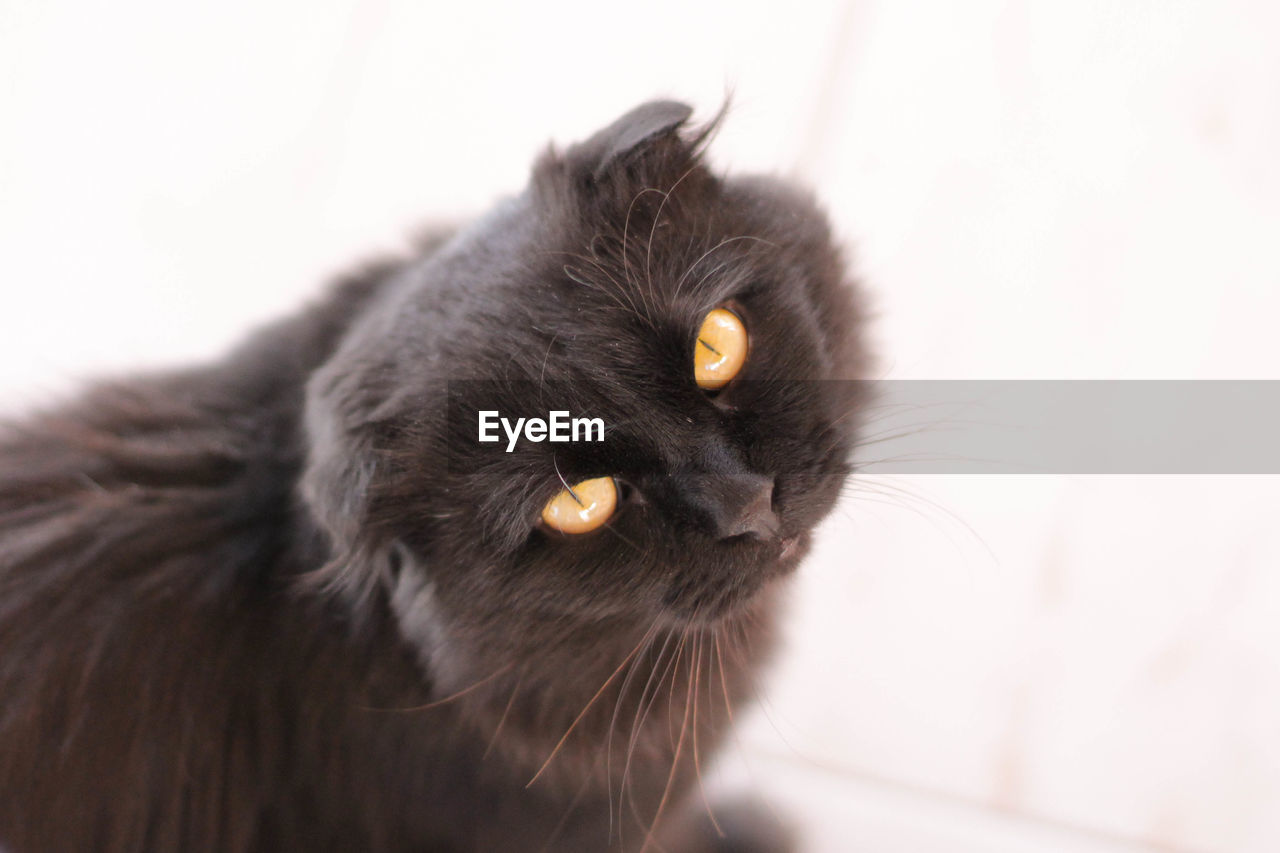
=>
[540,476,618,534]
[693,307,748,390]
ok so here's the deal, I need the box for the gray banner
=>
[855,381,1280,474]
[441,380,1280,474]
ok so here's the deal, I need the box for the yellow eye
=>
[540,477,618,534]
[694,307,748,390]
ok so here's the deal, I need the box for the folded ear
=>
[571,100,694,181]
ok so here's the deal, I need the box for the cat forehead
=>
[522,103,832,308]
[400,103,838,372]
[528,180,784,323]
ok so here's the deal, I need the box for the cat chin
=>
[660,530,811,628]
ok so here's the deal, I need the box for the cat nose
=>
[711,474,778,541]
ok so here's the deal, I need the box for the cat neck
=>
[380,567,782,789]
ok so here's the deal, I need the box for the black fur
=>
[0,102,868,851]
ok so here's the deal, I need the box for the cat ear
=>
[571,100,694,181]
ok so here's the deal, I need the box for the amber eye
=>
[693,307,748,390]
[540,477,618,534]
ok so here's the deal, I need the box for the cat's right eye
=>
[694,307,748,390]
[540,477,618,534]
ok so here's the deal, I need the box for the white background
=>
[3,2,1278,850]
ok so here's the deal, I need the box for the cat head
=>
[301,101,868,641]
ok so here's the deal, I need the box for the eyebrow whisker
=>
[551,457,583,505]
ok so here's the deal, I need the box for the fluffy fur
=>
[0,101,868,851]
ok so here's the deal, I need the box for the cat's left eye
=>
[540,477,618,534]
[694,307,748,390]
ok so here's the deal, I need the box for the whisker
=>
[621,628,683,842]
[526,627,655,787]
[562,260,638,318]
[536,333,559,406]
[482,671,524,761]
[689,633,724,838]
[713,631,734,724]
[671,235,776,301]
[601,518,646,555]
[621,187,666,323]
[606,618,662,839]
[729,623,803,761]
[640,631,697,853]
[666,630,687,749]
[537,751,601,853]
[712,626,790,836]
[551,456,575,496]
[359,663,512,713]
[644,164,701,305]
[841,476,997,562]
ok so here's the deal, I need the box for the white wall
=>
[3,2,1278,850]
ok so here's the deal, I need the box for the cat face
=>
[302,102,867,631]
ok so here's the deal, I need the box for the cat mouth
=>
[664,530,811,625]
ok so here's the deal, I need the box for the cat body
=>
[0,102,866,851]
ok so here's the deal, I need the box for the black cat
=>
[0,101,868,852]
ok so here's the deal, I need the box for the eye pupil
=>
[694,307,748,390]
